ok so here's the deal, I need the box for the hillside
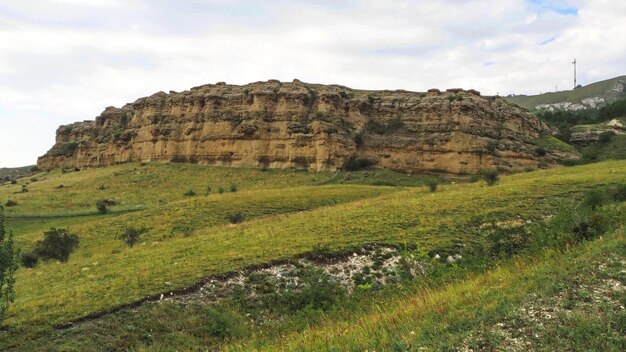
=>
[0,166,36,184]
[0,160,624,350]
[37,80,570,175]
[506,75,626,111]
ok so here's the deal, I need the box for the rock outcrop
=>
[569,119,625,146]
[38,80,569,174]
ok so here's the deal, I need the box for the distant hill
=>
[506,75,626,111]
[0,165,35,182]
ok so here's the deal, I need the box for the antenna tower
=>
[572,58,577,89]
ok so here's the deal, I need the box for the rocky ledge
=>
[38,79,572,174]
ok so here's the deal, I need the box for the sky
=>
[0,0,625,167]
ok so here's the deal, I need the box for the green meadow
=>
[0,160,625,351]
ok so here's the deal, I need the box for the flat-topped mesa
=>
[38,79,572,174]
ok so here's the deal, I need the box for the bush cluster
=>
[26,228,80,265]
[343,155,375,171]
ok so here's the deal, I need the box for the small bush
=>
[468,175,481,183]
[218,187,225,194]
[20,185,28,193]
[226,212,245,224]
[96,200,109,214]
[4,200,17,207]
[117,227,148,247]
[583,188,609,210]
[598,131,615,144]
[184,189,196,197]
[20,252,39,268]
[344,155,375,171]
[10,180,17,185]
[486,142,498,155]
[534,147,547,156]
[426,179,438,192]
[480,169,499,186]
[609,183,626,202]
[230,184,238,193]
[292,268,345,311]
[485,226,528,259]
[205,307,238,338]
[353,133,364,147]
[34,228,79,262]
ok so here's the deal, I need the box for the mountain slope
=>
[506,75,626,111]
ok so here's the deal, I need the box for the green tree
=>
[0,205,19,322]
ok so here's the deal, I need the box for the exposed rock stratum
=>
[38,79,569,174]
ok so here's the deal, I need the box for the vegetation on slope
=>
[3,169,624,351]
[537,99,626,143]
[0,161,624,351]
[506,75,626,110]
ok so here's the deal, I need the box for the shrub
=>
[468,175,481,183]
[344,155,375,171]
[583,188,609,210]
[598,131,615,144]
[534,147,547,156]
[485,226,528,259]
[33,228,79,262]
[292,268,345,311]
[96,200,109,214]
[230,184,238,193]
[205,307,239,338]
[183,189,196,197]
[480,169,499,186]
[353,133,364,147]
[117,227,148,248]
[20,252,39,268]
[10,180,17,185]
[426,179,438,192]
[0,206,19,322]
[20,185,28,193]
[609,183,626,202]
[218,187,225,194]
[486,142,498,155]
[4,200,17,207]
[226,212,245,224]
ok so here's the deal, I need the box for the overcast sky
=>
[1,0,625,167]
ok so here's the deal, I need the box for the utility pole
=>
[572,58,577,89]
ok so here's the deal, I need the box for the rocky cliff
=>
[38,79,569,174]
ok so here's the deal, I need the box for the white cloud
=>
[0,0,625,166]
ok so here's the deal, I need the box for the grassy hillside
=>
[0,166,35,182]
[579,134,626,162]
[507,75,626,110]
[0,161,624,351]
[234,226,625,351]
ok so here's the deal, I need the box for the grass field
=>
[0,160,625,351]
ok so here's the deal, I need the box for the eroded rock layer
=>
[38,80,567,174]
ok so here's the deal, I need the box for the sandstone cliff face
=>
[38,80,567,174]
